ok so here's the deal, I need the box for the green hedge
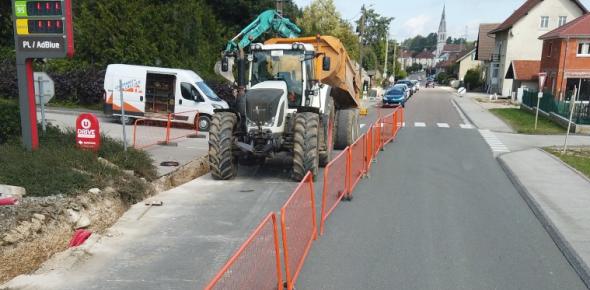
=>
[0,98,20,144]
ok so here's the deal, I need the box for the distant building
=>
[475,23,501,92]
[488,0,587,96]
[456,49,483,82]
[539,13,590,100]
[415,49,436,69]
[397,50,414,70]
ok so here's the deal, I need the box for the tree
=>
[297,0,359,60]
[464,68,482,90]
[401,33,437,53]
[356,7,392,71]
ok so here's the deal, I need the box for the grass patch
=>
[490,108,566,134]
[0,125,156,199]
[546,147,590,178]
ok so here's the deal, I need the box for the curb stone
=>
[497,152,590,288]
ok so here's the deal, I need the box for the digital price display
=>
[26,1,63,16]
[27,19,64,34]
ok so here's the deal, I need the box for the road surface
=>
[297,87,586,290]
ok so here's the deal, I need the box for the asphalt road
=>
[297,88,586,290]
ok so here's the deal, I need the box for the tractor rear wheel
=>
[292,112,320,181]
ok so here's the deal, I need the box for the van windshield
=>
[196,82,222,101]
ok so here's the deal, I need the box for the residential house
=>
[539,13,590,101]
[475,23,500,92]
[488,0,587,97]
[397,50,414,71]
[415,49,435,69]
[504,60,542,92]
[456,49,483,82]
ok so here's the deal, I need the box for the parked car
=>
[411,80,420,91]
[382,85,407,107]
[103,64,229,131]
[396,80,417,96]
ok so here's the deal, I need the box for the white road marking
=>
[402,122,406,127]
[460,124,475,129]
[414,122,426,127]
[451,99,473,126]
[479,130,510,153]
[436,123,450,128]
[360,124,366,129]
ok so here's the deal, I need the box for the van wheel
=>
[197,115,211,132]
[120,116,135,125]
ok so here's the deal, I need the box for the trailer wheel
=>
[334,108,359,149]
[292,112,319,181]
[209,112,238,180]
[319,97,335,167]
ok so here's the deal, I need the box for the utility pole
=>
[276,0,284,15]
[392,40,397,82]
[383,34,389,79]
[358,5,366,95]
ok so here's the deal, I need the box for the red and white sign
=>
[76,113,100,151]
[538,72,547,91]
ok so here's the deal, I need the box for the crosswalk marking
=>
[479,129,510,153]
[436,123,450,128]
[460,124,475,129]
[414,122,426,127]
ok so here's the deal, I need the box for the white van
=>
[103,64,229,131]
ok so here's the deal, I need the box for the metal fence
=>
[523,91,590,124]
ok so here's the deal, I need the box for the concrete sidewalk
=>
[452,94,514,133]
[499,148,590,287]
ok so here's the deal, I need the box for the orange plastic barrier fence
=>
[372,123,381,159]
[381,112,395,145]
[166,110,201,144]
[132,110,201,149]
[281,172,317,290]
[204,213,282,290]
[320,148,350,235]
[366,128,374,172]
[132,118,168,149]
[349,133,366,192]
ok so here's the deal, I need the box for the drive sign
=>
[76,113,100,151]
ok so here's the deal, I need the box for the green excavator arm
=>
[224,9,301,54]
[215,10,301,85]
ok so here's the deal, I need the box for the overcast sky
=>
[293,0,590,41]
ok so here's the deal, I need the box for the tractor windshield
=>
[251,50,303,107]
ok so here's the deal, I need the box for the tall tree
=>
[297,0,360,60]
[356,7,392,71]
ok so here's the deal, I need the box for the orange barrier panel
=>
[382,112,395,145]
[166,110,201,144]
[349,133,366,193]
[281,172,317,290]
[204,213,282,290]
[366,127,373,172]
[132,118,167,149]
[320,148,350,235]
[372,123,381,158]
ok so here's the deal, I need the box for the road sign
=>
[76,113,101,151]
[538,72,547,92]
[12,0,75,150]
[33,72,54,104]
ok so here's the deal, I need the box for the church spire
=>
[436,4,447,58]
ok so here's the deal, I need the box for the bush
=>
[0,99,20,144]
[436,72,449,85]
[464,68,482,90]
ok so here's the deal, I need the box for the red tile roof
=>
[415,50,434,59]
[540,13,590,39]
[510,60,541,81]
[490,0,588,34]
[443,44,463,53]
[399,50,413,58]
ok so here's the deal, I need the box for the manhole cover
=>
[160,161,180,167]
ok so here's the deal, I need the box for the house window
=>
[540,16,549,29]
[558,16,567,27]
[578,42,590,56]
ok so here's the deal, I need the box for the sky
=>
[293,0,590,41]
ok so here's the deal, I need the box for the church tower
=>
[436,5,447,58]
